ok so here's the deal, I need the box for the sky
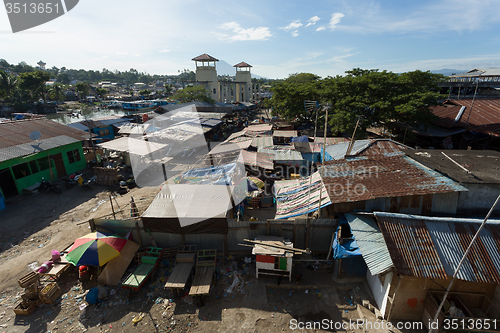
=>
[1,0,500,79]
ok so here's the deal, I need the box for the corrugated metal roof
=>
[323,139,409,161]
[313,137,349,145]
[67,119,106,131]
[251,136,273,149]
[320,155,468,204]
[209,140,252,155]
[273,130,298,138]
[375,212,500,283]
[0,118,88,150]
[0,135,80,163]
[375,213,448,280]
[258,146,304,161]
[345,213,394,275]
[431,99,500,137]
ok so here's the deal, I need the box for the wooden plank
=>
[39,263,70,279]
[98,240,140,286]
[176,253,196,263]
[164,263,193,289]
[189,266,214,296]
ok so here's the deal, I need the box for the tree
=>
[322,69,445,136]
[95,87,108,98]
[0,70,19,104]
[75,82,90,97]
[18,70,50,102]
[48,83,65,102]
[139,89,151,96]
[172,85,215,104]
[269,73,321,121]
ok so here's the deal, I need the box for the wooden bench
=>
[164,245,197,296]
[189,249,217,297]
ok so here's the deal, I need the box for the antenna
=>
[29,130,41,141]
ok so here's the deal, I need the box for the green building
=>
[0,118,89,199]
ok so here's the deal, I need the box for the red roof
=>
[431,99,500,136]
[191,53,219,62]
[233,62,252,68]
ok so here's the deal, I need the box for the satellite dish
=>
[29,131,42,141]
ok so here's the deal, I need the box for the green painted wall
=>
[0,141,86,195]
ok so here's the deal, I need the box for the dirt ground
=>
[0,169,426,333]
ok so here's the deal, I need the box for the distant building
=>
[37,60,46,70]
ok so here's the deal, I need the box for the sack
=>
[51,250,61,262]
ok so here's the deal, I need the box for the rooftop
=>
[319,155,468,204]
[431,99,500,137]
[405,149,500,184]
[192,53,219,62]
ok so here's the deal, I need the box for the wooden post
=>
[109,195,116,219]
[89,219,96,232]
[293,225,297,245]
[223,234,228,265]
[135,221,143,247]
[305,219,310,249]
[278,226,282,237]
[267,220,270,235]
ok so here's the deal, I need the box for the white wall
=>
[366,269,393,318]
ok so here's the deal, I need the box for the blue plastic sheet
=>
[333,220,362,259]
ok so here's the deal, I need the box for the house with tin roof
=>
[345,212,500,328]
[0,118,89,199]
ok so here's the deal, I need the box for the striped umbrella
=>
[248,176,265,189]
[66,231,128,266]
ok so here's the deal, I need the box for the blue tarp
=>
[333,219,362,259]
[290,136,309,143]
[178,162,243,185]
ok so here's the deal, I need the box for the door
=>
[0,168,19,198]
[51,153,66,177]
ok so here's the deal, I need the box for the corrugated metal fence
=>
[92,218,338,254]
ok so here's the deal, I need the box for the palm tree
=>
[0,70,19,109]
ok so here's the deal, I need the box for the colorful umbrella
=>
[248,177,265,189]
[66,231,129,266]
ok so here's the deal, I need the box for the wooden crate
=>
[39,283,61,304]
[13,300,39,315]
[18,271,39,288]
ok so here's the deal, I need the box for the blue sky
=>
[1,0,500,79]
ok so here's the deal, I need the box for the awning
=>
[97,137,168,156]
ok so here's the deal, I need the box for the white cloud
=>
[328,12,345,30]
[316,26,326,31]
[159,49,170,53]
[306,16,321,27]
[281,20,303,36]
[282,20,303,31]
[218,22,272,41]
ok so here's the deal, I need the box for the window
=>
[29,160,39,174]
[213,88,216,94]
[12,163,31,179]
[67,149,82,163]
[99,128,110,136]
[37,157,50,171]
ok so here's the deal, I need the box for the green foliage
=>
[172,85,215,104]
[323,69,445,135]
[18,70,50,102]
[270,73,321,121]
[139,89,151,96]
[47,83,65,102]
[75,82,90,96]
[0,69,19,101]
[95,87,108,98]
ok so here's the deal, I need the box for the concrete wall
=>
[387,275,497,321]
[457,183,500,217]
[366,269,393,318]
[195,66,220,102]
[235,70,251,102]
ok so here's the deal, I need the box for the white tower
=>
[37,60,46,70]
[192,53,220,102]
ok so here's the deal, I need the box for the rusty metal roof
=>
[192,53,219,62]
[234,62,252,68]
[431,99,500,136]
[0,118,89,150]
[374,212,500,283]
[319,155,468,204]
